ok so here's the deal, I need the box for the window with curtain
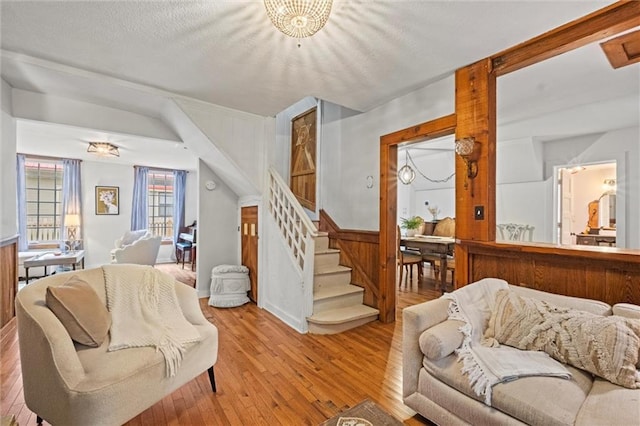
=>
[148,170,174,239]
[25,159,64,243]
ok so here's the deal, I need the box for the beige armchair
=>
[15,267,218,426]
[110,231,162,265]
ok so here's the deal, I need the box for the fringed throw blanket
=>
[444,278,571,405]
[103,265,201,377]
[485,289,640,389]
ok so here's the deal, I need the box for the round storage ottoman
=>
[208,264,250,308]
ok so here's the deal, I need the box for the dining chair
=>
[397,226,423,285]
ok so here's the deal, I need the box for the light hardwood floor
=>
[1,263,442,425]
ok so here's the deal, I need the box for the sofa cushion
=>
[486,289,640,389]
[614,303,640,320]
[575,378,640,425]
[46,276,112,347]
[419,320,464,360]
[423,354,593,425]
[511,285,612,316]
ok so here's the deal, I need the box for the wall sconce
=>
[398,150,416,185]
[603,179,616,192]
[455,137,479,195]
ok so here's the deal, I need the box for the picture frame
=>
[95,186,119,215]
[290,107,317,211]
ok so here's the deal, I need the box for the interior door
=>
[560,168,574,245]
[241,206,258,302]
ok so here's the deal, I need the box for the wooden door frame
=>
[378,114,456,323]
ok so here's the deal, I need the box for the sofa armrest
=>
[174,281,209,325]
[402,297,450,399]
[15,287,86,416]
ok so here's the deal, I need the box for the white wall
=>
[12,89,180,142]
[322,76,455,230]
[81,160,133,268]
[1,78,17,240]
[196,160,240,297]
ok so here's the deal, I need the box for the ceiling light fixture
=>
[398,150,416,185]
[87,142,120,158]
[264,0,333,39]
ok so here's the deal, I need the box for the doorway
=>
[241,206,259,302]
[555,162,617,245]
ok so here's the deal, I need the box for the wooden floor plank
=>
[1,262,441,425]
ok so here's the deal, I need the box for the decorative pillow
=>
[419,319,464,360]
[46,276,112,347]
[484,289,640,389]
[120,229,147,247]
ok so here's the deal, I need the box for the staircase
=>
[307,231,379,334]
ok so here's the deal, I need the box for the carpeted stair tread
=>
[308,305,379,325]
[314,284,363,301]
[315,248,341,255]
[314,265,352,276]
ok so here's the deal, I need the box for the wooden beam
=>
[380,114,456,146]
[492,0,640,76]
[379,142,398,323]
[455,59,496,244]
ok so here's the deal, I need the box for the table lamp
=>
[65,214,80,249]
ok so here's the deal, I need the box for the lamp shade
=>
[398,164,416,185]
[65,214,81,227]
[264,0,333,38]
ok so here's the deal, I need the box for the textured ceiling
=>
[0,0,612,117]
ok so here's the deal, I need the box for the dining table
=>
[400,235,455,292]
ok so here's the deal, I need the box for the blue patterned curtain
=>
[16,154,28,251]
[131,166,149,231]
[172,170,187,243]
[61,159,82,249]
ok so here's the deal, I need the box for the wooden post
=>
[455,59,496,286]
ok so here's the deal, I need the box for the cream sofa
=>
[403,284,640,425]
[15,267,218,426]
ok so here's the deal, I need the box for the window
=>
[148,170,174,239]
[25,159,64,243]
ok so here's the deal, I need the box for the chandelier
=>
[264,0,333,39]
[87,142,120,157]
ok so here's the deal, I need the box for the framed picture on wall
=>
[95,186,119,215]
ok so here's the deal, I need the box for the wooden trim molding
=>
[319,210,380,308]
[379,116,457,323]
[1,238,18,328]
[492,1,640,76]
[600,28,640,69]
[461,240,640,305]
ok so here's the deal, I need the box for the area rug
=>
[320,399,403,426]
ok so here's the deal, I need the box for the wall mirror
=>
[496,30,639,248]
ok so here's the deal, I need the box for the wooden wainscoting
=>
[1,236,18,328]
[319,210,380,308]
[460,240,640,306]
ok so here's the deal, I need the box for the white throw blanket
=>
[443,278,571,405]
[103,265,202,377]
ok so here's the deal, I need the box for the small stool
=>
[208,265,250,308]
[175,242,192,269]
